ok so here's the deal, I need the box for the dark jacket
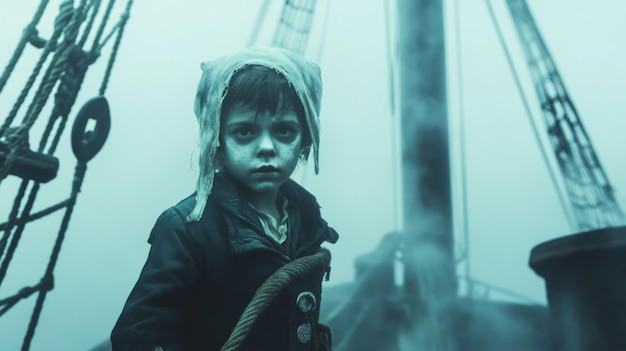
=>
[111,172,339,351]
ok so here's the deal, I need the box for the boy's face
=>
[221,104,303,196]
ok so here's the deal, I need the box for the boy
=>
[110,46,339,351]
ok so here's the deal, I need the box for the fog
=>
[0,0,625,350]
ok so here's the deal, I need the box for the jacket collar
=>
[209,171,338,256]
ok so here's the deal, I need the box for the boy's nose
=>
[257,132,276,157]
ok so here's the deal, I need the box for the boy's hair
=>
[220,65,312,157]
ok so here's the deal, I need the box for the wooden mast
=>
[396,0,457,348]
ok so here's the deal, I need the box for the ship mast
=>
[396,0,457,348]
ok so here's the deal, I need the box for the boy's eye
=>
[273,123,300,140]
[275,127,294,136]
[232,127,256,140]
[237,129,252,136]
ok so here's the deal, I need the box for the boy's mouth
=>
[252,165,279,173]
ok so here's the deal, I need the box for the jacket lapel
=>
[211,172,337,258]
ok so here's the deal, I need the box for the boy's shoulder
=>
[170,192,224,226]
[171,193,200,217]
[147,194,231,264]
[150,192,223,237]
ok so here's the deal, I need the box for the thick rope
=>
[273,0,317,55]
[0,282,43,317]
[22,162,86,351]
[0,0,72,139]
[0,4,95,291]
[220,248,331,351]
[0,1,133,349]
[0,199,71,231]
[0,1,74,183]
[90,0,116,53]
[0,183,41,285]
[19,0,88,132]
[0,0,51,96]
[247,0,272,46]
[37,47,87,153]
[99,0,134,96]
[453,0,471,281]
[0,181,29,282]
[0,1,90,287]
[38,1,101,153]
[483,0,576,229]
[78,0,104,49]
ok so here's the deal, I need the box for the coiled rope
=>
[220,248,331,351]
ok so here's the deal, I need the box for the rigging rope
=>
[312,0,331,64]
[483,0,576,229]
[77,0,103,49]
[0,1,72,140]
[272,0,318,55]
[89,0,115,52]
[247,0,272,47]
[99,0,134,96]
[452,0,471,286]
[0,0,88,275]
[22,162,86,351]
[383,0,402,232]
[0,0,51,96]
[0,1,134,349]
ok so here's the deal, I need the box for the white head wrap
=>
[187,46,323,222]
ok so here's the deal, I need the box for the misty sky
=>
[0,1,625,350]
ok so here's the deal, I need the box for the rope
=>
[272,0,317,55]
[0,183,41,285]
[1,0,98,289]
[0,8,71,191]
[0,199,71,231]
[483,0,576,229]
[0,1,91,288]
[453,0,471,282]
[0,0,51,96]
[38,47,91,154]
[0,1,134,348]
[383,0,403,232]
[90,0,117,53]
[0,1,75,184]
[220,248,331,351]
[21,0,88,131]
[0,181,29,280]
[313,0,331,64]
[22,162,87,351]
[78,0,104,49]
[99,0,134,96]
[0,282,44,317]
[0,0,72,139]
[247,0,272,46]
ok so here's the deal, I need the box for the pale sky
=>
[0,1,625,350]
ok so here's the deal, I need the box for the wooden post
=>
[396,0,457,349]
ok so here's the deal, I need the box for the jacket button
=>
[296,291,317,312]
[297,322,312,343]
